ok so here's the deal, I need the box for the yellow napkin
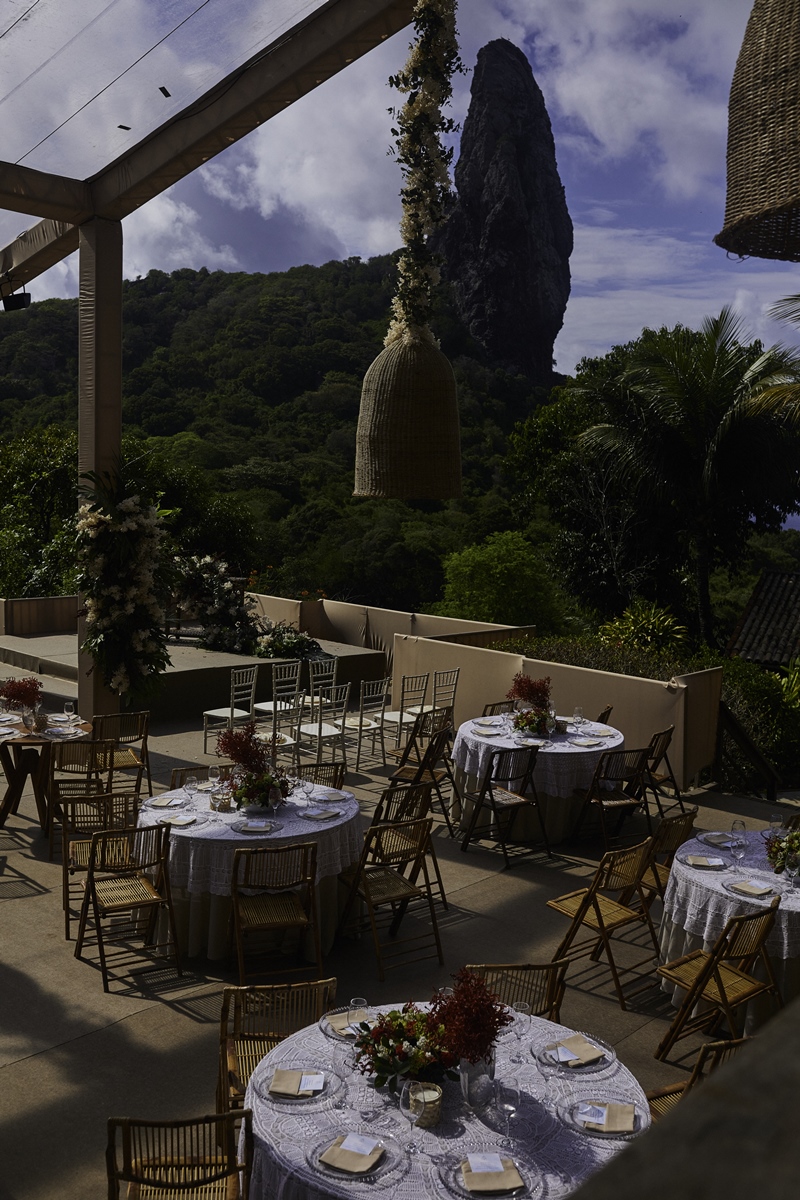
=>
[319,1135,384,1174]
[579,1102,635,1133]
[547,1033,605,1066]
[730,879,772,897]
[160,814,195,827]
[326,1011,356,1035]
[461,1156,524,1193]
[149,795,182,808]
[686,855,725,868]
[705,832,735,847]
[302,809,340,821]
[268,1069,316,1097]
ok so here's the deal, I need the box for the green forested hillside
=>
[0,257,546,611]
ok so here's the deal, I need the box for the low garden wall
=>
[0,595,79,636]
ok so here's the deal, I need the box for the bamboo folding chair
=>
[389,725,457,836]
[482,700,515,717]
[47,739,115,860]
[92,710,152,796]
[231,843,322,984]
[217,978,337,1113]
[629,807,698,909]
[295,761,346,790]
[383,673,430,748]
[335,676,390,771]
[547,838,659,1010]
[75,825,181,992]
[203,665,258,753]
[370,782,447,910]
[647,1037,749,1122]
[655,900,782,1060]
[460,745,550,867]
[573,746,652,847]
[338,817,444,981]
[60,790,140,939]
[643,725,685,815]
[170,763,236,790]
[106,1110,253,1199]
[466,961,571,1023]
[596,704,614,724]
[253,659,301,718]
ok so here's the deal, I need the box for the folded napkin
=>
[730,879,772,897]
[326,1009,368,1036]
[461,1154,524,1193]
[242,819,272,833]
[577,1102,635,1133]
[319,1134,384,1174]
[569,737,603,748]
[149,795,183,808]
[686,855,725,869]
[302,809,340,821]
[705,832,735,847]
[268,1068,324,1097]
[160,814,196,827]
[546,1033,605,1067]
[316,789,346,801]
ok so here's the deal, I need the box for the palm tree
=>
[579,307,800,644]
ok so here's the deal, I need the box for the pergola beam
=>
[0,0,414,283]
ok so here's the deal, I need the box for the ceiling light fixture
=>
[1,272,31,311]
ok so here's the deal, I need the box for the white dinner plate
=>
[473,717,504,728]
[474,730,503,738]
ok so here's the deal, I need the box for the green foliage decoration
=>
[598,599,689,654]
[175,555,264,654]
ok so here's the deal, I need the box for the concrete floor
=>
[0,716,790,1200]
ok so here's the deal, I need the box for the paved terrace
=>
[1,701,795,1199]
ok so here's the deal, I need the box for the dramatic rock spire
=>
[434,39,573,384]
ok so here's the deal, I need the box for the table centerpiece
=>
[216,723,291,811]
[353,968,511,1107]
[765,828,800,874]
[0,676,42,713]
[507,674,552,736]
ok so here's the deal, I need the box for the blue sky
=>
[12,0,800,373]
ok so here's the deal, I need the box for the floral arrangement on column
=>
[75,472,171,697]
[385,0,464,347]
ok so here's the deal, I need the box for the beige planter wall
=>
[0,595,79,636]
[392,636,721,790]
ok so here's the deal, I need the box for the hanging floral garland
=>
[385,0,464,346]
[75,472,172,697]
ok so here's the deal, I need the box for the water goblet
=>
[331,1042,355,1109]
[494,1076,520,1149]
[184,774,198,807]
[770,812,785,837]
[63,699,76,725]
[301,778,314,804]
[785,854,799,889]
[510,1001,530,1064]
[399,1080,426,1155]
[572,706,583,729]
[731,835,747,874]
[349,996,368,1031]
[208,764,220,788]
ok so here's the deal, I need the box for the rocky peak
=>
[434,39,573,385]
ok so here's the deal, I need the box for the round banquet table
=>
[137,786,363,959]
[244,1006,648,1200]
[451,718,624,844]
[660,828,800,1028]
[0,711,91,831]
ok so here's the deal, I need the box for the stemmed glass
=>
[572,706,584,730]
[509,1001,530,1064]
[494,1076,520,1149]
[399,1080,426,1155]
[184,774,198,808]
[785,854,799,890]
[730,819,747,872]
[63,699,76,726]
[208,764,220,788]
[349,997,368,1030]
[331,1042,355,1109]
[301,778,314,806]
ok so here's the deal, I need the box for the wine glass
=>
[331,1041,354,1109]
[208,764,220,788]
[22,707,34,732]
[785,854,799,889]
[184,774,198,807]
[63,699,75,726]
[731,835,747,874]
[572,706,583,729]
[494,1076,520,1149]
[510,1001,530,1064]
[301,778,314,804]
[399,1080,426,1155]
[348,996,368,1030]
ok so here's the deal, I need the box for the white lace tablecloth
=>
[245,1009,648,1200]
[660,829,800,1027]
[138,788,363,896]
[138,787,363,959]
[451,719,624,844]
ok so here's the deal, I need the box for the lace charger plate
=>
[533,1033,616,1075]
[557,1096,649,1141]
[437,1150,543,1199]
[305,1130,408,1189]
[253,1063,342,1108]
[230,819,284,835]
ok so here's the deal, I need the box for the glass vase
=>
[459,1053,495,1110]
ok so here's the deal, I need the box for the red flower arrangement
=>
[431,968,512,1064]
[216,722,273,774]
[0,676,43,711]
[215,722,290,809]
[506,673,551,709]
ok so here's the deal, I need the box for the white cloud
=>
[122,193,240,277]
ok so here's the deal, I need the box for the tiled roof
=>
[727,571,800,667]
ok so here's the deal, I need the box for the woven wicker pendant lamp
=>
[354,0,463,499]
[714,0,800,260]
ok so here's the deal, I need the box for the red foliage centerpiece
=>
[507,673,552,735]
[215,722,290,809]
[353,968,511,1093]
[0,676,43,711]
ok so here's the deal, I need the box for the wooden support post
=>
[77,217,122,720]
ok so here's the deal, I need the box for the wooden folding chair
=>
[170,763,236,790]
[106,1110,252,1198]
[647,1037,749,1122]
[655,899,782,1060]
[75,825,181,992]
[338,818,444,981]
[370,783,447,910]
[47,739,115,860]
[389,724,457,836]
[60,790,140,939]
[631,807,698,908]
[643,725,685,815]
[466,961,571,1022]
[92,710,151,795]
[482,700,515,717]
[547,838,659,1010]
[295,761,346,790]
[460,745,550,867]
[573,746,651,847]
[217,978,337,1113]
[231,843,322,984]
